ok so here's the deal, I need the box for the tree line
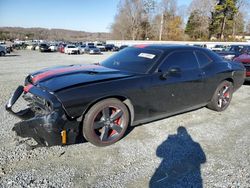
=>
[0,27,111,41]
[111,0,250,41]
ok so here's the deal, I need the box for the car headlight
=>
[224,55,235,60]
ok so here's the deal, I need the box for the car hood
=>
[27,64,134,92]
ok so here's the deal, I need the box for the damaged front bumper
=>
[6,85,80,146]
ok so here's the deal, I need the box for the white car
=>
[211,45,226,52]
[49,44,58,52]
[64,45,80,54]
[78,45,86,54]
[96,43,106,51]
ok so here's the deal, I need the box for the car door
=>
[147,50,206,117]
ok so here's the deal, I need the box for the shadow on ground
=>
[244,81,250,86]
[149,126,206,188]
[3,54,20,57]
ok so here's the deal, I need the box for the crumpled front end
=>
[6,85,80,146]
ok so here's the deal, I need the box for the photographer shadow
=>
[150,126,206,188]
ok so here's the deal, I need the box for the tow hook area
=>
[61,130,67,145]
[6,85,80,147]
[12,111,80,147]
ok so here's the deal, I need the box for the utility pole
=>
[159,13,164,41]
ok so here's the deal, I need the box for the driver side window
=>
[160,51,199,72]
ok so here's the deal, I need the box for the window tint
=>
[195,51,212,67]
[160,51,198,71]
[101,47,162,73]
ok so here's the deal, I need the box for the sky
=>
[0,0,192,33]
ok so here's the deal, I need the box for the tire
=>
[0,51,5,56]
[207,80,233,112]
[83,98,130,147]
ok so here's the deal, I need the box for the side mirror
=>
[160,67,181,79]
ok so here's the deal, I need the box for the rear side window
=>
[195,51,212,67]
[160,51,199,71]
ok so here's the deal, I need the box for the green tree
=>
[209,0,238,40]
[185,10,208,40]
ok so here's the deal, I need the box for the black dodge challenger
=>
[6,45,245,147]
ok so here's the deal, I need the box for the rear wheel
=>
[83,98,129,146]
[207,80,233,111]
[0,51,5,56]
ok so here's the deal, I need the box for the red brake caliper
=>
[223,86,229,98]
[224,92,229,98]
[110,109,121,136]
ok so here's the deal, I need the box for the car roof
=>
[131,44,205,52]
[130,44,223,62]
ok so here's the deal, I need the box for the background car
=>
[192,44,207,48]
[119,45,128,51]
[39,43,51,52]
[96,43,106,52]
[234,52,250,80]
[211,45,227,52]
[104,44,119,51]
[84,45,101,54]
[86,42,95,46]
[0,43,13,53]
[0,45,7,56]
[217,45,250,60]
[77,44,86,54]
[64,45,80,54]
[58,44,66,53]
[49,44,58,52]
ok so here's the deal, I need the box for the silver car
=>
[84,45,101,54]
[0,45,7,56]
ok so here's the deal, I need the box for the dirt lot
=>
[0,50,249,188]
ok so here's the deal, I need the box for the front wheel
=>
[0,51,5,56]
[207,80,233,112]
[83,98,130,146]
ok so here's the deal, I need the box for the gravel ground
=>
[0,50,249,188]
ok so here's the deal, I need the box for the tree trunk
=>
[220,14,226,40]
[232,21,235,38]
[159,13,164,41]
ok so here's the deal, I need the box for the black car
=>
[39,43,51,52]
[217,45,250,60]
[105,44,118,51]
[6,45,245,147]
[119,45,128,51]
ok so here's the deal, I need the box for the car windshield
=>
[101,47,162,73]
[67,46,75,48]
[88,46,95,48]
